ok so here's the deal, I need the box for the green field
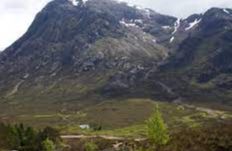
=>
[1,98,231,138]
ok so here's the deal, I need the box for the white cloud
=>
[122,0,232,18]
[0,0,51,50]
[0,0,232,50]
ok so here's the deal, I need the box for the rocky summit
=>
[0,0,232,110]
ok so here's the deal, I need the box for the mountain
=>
[158,7,232,105]
[0,0,231,111]
[0,0,174,102]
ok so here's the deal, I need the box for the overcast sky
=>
[0,0,232,50]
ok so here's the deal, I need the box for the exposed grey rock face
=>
[0,0,231,105]
[0,0,171,100]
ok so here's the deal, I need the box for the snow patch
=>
[69,0,79,6]
[134,19,143,24]
[185,19,201,31]
[172,19,180,34]
[127,3,135,7]
[83,0,89,4]
[120,19,138,28]
[170,36,175,43]
[68,0,89,6]
[223,8,230,14]
[162,26,171,29]
[23,74,30,79]
[135,6,143,10]
[144,9,152,18]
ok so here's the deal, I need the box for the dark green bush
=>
[0,123,61,151]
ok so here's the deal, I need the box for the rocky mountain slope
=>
[0,0,231,108]
[159,8,232,105]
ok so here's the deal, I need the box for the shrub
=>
[37,127,61,144]
[90,123,102,131]
[84,141,98,151]
[41,138,56,151]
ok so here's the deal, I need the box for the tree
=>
[7,123,37,151]
[0,123,61,151]
[41,138,55,151]
[146,105,169,146]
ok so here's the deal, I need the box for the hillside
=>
[158,8,232,105]
[0,0,231,126]
[0,0,174,105]
[0,1,232,150]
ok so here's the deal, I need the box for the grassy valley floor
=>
[0,98,232,150]
[0,98,231,137]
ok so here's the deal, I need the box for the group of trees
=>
[0,123,61,151]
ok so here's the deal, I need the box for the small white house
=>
[79,124,90,129]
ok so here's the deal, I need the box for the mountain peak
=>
[1,0,232,106]
[204,7,232,17]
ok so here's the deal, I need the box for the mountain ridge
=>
[0,0,232,110]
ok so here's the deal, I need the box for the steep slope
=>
[0,0,176,106]
[158,8,232,105]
